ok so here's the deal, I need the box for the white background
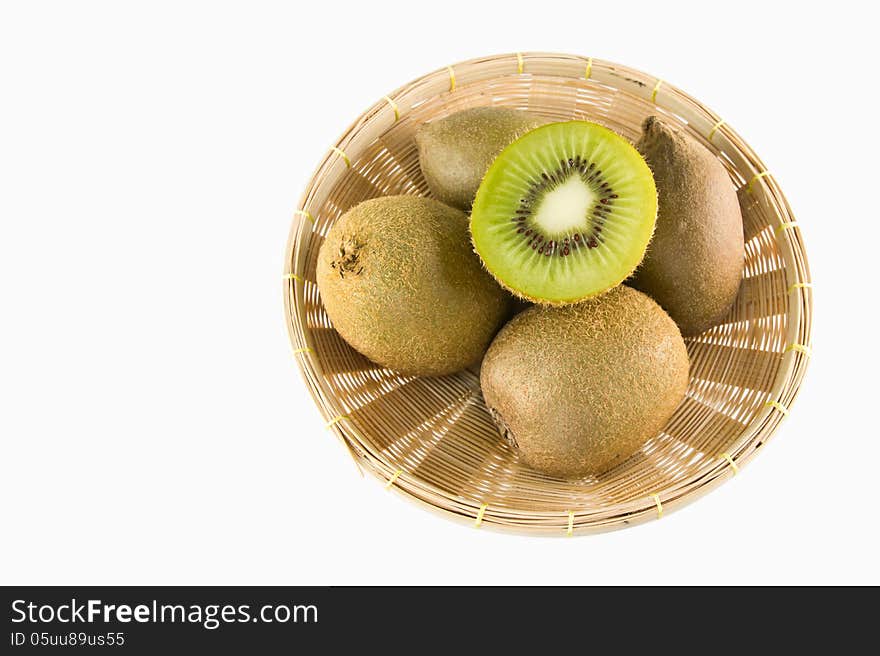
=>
[1,0,878,585]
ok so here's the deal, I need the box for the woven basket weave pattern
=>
[284,53,812,534]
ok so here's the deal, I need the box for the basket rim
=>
[283,52,813,535]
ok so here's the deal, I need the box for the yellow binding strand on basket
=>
[293,209,314,224]
[474,503,487,527]
[651,79,663,103]
[325,414,349,428]
[446,66,456,92]
[585,57,593,79]
[330,146,351,168]
[283,272,303,282]
[786,343,812,358]
[708,119,726,140]
[566,511,574,536]
[383,95,400,122]
[746,170,771,193]
[721,452,739,475]
[775,222,799,235]
[385,469,403,489]
[291,347,313,355]
[516,52,524,74]
[788,282,813,293]
[765,400,789,415]
[652,494,663,518]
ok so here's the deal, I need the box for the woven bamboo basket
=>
[283,52,812,535]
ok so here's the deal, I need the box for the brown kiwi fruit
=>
[480,286,689,478]
[415,107,546,210]
[631,116,744,336]
[316,196,509,376]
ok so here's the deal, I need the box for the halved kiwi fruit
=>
[470,121,657,304]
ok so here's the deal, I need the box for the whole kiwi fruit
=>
[480,286,689,478]
[415,107,546,210]
[316,195,509,376]
[631,116,744,336]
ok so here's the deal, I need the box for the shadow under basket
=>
[283,52,813,535]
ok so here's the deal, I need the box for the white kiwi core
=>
[531,174,596,238]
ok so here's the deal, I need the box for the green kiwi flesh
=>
[470,121,658,304]
[480,286,689,478]
[316,196,510,376]
[415,107,546,210]
[631,116,744,336]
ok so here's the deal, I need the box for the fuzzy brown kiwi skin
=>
[316,196,510,377]
[480,286,689,479]
[631,116,744,336]
[415,107,548,211]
